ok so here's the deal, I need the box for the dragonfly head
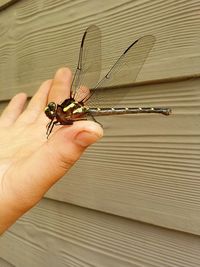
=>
[45,102,57,120]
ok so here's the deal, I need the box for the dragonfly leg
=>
[46,120,57,139]
[47,120,62,138]
[60,121,74,125]
[47,121,75,138]
[88,113,103,127]
[46,122,50,129]
[46,119,54,134]
[69,118,88,123]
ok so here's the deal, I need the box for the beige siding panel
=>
[0,0,199,100]
[0,258,14,267]
[43,77,200,235]
[0,0,18,10]
[0,199,200,267]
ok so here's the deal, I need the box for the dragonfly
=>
[45,25,171,137]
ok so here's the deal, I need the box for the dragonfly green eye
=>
[48,102,56,111]
[45,102,57,119]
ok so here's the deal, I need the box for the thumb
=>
[5,121,103,211]
[45,121,103,181]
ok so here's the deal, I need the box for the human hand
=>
[0,68,103,234]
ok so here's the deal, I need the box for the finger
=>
[16,80,52,125]
[3,121,103,214]
[37,121,103,184]
[0,93,27,127]
[75,86,90,102]
[48,67,72,104]
[37,67,72,125]
[27,79,53,112]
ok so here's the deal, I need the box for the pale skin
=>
[0,67,103,234]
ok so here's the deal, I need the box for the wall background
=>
[0,0,200,266]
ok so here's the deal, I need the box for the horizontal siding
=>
[0,1,200,266]
[0,0,19,10]
[0,198,200,267]
[0,0,199,100]
[0,258,14,267]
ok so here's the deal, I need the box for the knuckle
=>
[47,143,80,172]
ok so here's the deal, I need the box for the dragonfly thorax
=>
[45,98,88,125]
[60,99,88,119]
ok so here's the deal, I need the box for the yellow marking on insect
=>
[73,107,84,114]
[63,103,76,112]
[44,107,48,111]
[111,108,115,111]
[97,108,101,111]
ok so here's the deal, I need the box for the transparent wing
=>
[71,25,101,101]
[85,35,156,107]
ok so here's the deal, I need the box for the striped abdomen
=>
[87,107,171,116]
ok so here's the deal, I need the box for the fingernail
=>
[75,130,102,147]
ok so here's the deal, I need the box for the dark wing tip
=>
[81,25,101,47]
[124,34,156,55]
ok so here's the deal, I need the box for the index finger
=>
[48,68,72,104]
